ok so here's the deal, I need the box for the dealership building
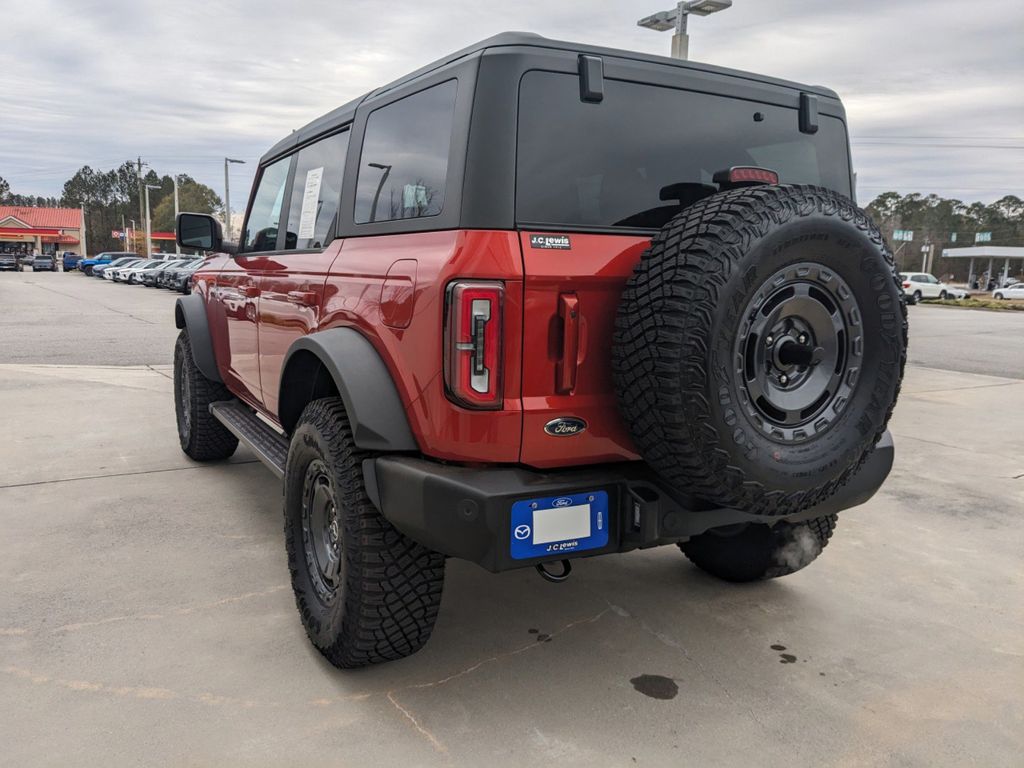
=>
[0,206,84,255]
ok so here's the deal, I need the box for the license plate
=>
[509,491,609,560]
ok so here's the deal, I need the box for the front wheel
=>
[173,330,238,461]
[939,290,948,299]
[284,398,445,668]
[995,293,1005,300]
[681,515,837,582]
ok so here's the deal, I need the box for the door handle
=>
[287,290,318,307]
[241,285,260,298]
[556,293,580,394]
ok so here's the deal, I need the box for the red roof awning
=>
[151,231,176,240]
[0,226,62,237]
[42,235,80,244]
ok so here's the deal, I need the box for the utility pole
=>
[80,205,88,258]
[121,214,127,251]
[173,175,181,254]
[144,184,160,258]
[136,157,146,244]
[223,157,246,241]
[129,219,136,253]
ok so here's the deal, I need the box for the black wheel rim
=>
[733,262,863,443]
[301,460,342,603]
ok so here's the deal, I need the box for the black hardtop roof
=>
[260,31,840,164]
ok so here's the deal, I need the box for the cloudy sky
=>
[3,0,1022,205]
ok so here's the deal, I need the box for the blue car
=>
[78,251,138,276]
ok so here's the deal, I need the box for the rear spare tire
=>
[613,185,906,516]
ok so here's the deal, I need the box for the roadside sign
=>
[893,229,914,242]
[975,231,992,243]
[950,232,957,242]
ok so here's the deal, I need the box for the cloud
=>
[2,0,1021,204]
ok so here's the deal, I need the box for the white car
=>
[993,283,1024,300]
[115,259,163,283]
[900,273,962,303]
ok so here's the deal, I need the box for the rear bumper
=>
[366,431,894,573]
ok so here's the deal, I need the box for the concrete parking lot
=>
[2,271,1022,767]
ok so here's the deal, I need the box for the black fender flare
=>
[174,294,222,383]
[279,328,418,452]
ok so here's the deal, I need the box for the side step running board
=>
[209,400,289,478]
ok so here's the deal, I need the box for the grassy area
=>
[919,297,1024,311]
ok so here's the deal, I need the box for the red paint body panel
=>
[319,230,524,463]
[197,229,652,468]
[209,255,262,406]
[253,244,340,416]
[518,232,649,468]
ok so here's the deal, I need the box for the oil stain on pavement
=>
[629,674,678,700]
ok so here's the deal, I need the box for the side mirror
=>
[176,213,237,254]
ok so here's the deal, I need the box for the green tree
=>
[0,176,10,203]
[151,177,222,232]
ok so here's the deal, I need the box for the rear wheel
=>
[912,290,922,303]
[681,515,837,582]
[284,398,445,668]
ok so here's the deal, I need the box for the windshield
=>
[516,72,852,230]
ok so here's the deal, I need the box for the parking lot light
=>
[637,0,733,60]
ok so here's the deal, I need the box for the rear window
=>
[516,72,852,230]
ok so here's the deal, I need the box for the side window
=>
[243,157,291,252]
[283,130,349,250]
[354,80,458,224]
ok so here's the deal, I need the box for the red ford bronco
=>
[173,33,906,668]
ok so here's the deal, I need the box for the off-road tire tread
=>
[174,330,238,461]
[285,398,445,668]
[613,185,907,516]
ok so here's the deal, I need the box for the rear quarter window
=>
[516,72,852,230]
[354,80,458,224]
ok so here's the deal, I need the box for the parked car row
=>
[83,253,204,294]
[0,252,59,271]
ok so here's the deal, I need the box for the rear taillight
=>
[444,281,503,409]
[902,281,911,288]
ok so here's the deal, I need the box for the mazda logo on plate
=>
[544,417,587,436]
[514,524,532,540]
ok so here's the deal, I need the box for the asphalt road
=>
[1,272,1022,767]
[0,270,179,366]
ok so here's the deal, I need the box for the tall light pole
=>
[173,175,181,254]
[638,0,732,60]
[144,183,160,258]
[224,158,246,241]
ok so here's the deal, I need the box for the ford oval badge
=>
[544,417,587,437]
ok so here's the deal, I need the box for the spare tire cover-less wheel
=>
[613,185,907,516]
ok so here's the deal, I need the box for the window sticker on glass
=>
[297,167,324,241]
